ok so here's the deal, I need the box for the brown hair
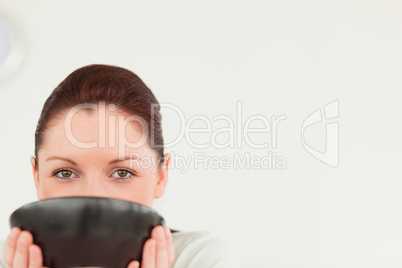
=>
[34,64,164,168]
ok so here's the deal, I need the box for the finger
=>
[141,238,156,268]
[28,244,43,268]
[127,260,140,268]
[153,226,168,267]
[4,227,21,267]
[13,230,33,268]
[163,227,175,265]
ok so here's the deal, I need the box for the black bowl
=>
[9,196,165,268]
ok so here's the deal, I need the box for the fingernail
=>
[164,226,171,237]
[10,228,18,239]
[156,226,164,238]
[29,245,35,255]
[18,233,28,244]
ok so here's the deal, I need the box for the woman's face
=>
[30,107,169,208]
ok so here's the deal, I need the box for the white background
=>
[0,1,401,267]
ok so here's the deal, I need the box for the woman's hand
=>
[127,225,175,268]
[3,227,48,268]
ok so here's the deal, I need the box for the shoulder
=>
[171,230,241,268]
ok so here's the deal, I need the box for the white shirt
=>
[0,230,241,268]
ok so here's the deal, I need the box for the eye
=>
[111,168,136,181]
[52,169,78,181]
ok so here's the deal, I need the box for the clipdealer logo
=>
[156,101,288,172]
[62,100,339,173]
[301,100,339,167]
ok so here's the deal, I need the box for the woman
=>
[0,64,240,268]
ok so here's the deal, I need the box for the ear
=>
[30,156,42,200]
[153,153,170,199]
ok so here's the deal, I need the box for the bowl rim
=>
[10,196,163,219]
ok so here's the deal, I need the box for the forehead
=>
[39,108,154,159]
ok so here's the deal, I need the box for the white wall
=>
[0,1,401,267]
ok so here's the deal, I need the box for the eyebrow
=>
[45,155,139,166]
